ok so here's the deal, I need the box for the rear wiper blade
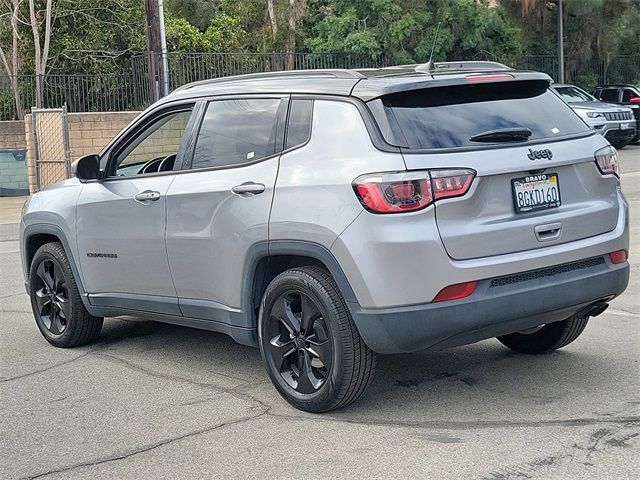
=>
[469,128,532,143]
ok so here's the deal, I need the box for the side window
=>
[599,88,618,102]
[621,89,635,102]
[285,99,313,150]
[191,98,283,169]
[592,89,601,99]
[114,109,193,176]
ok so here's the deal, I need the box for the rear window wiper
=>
[469,128,532,143]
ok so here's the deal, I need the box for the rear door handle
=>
[134,190,161,203]
[231,182,266,196]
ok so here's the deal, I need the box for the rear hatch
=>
[366,77,619,260]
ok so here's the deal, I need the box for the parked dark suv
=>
[591,84,640,143]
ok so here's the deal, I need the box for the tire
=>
[258,266,376,412]
[497,316,589,354]
[29,242,103,348]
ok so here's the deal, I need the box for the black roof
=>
[160,62,553,105]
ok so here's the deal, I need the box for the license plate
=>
[620,122,630,130]
[511,173,561,214]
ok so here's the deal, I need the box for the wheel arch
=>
[243,241,359,331]
[22,224,90,307]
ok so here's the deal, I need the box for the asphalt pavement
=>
[1,146,639,479]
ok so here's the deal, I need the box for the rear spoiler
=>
[351,71,552,102]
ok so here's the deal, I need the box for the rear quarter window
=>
[285,99,313,150]
[368,80,591,150]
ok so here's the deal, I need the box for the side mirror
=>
[73,154,101,181]
[629,97,640,104]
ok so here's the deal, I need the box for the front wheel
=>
[497,316,589,354]
[258,266,376,412]
[29,242,103,348]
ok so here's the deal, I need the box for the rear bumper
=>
[349,257,629,354]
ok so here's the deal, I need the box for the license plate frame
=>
[511,173,561,214]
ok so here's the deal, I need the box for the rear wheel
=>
[29,242,103,347]
[258,266,376,412]
[497,316,589,354]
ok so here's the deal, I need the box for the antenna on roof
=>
[415,21,441,74]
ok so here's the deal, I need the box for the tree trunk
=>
[286,0,306,70]
[28,0,53,108]
[267,0,278,40]
[10,0,22,119]
[145,0,162,102]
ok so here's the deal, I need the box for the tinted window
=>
[373,80,590,150]
[553,86,595,103]
[192,98,282,169]
[285,99,313,149]
[599,88,618,102]
[621,89,636,102]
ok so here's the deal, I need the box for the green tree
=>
[165,0,220,31]
[163,12,245,52]
[502,0,640,86]
[305,0,523,63]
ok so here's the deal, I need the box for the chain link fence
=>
[31,107,71,191]
[2,53,639,120]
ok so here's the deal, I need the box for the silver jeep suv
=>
[20,62,630,412]
[550,83,636,149]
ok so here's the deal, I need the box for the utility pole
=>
[557,0,564,83]
[145,0,165,102]
[158,0,170,96]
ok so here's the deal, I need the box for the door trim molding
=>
[88,292,181,316]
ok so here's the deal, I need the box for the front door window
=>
[114,109,193,176]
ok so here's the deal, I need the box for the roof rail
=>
[173,69,365,92]
[415,60,512,73]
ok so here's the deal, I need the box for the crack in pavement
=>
[0,323,141,384]
[95,351,251,393]
[478,420,640,480]
[22,408,268,480]
[88,350,640,434]
[92,351,274,414]
[0,292,27,300]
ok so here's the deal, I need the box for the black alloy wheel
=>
[264,290,333,394]
[29,242,103,347]
[258,266,376,412]
[33,258,70,336]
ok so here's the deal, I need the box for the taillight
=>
[430,169,476,200]
[353,169,475,214]
[609,250,627,264]
[354,172,432,213]
[595,145,619,177]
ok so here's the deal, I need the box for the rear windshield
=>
[369,80,590,150]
